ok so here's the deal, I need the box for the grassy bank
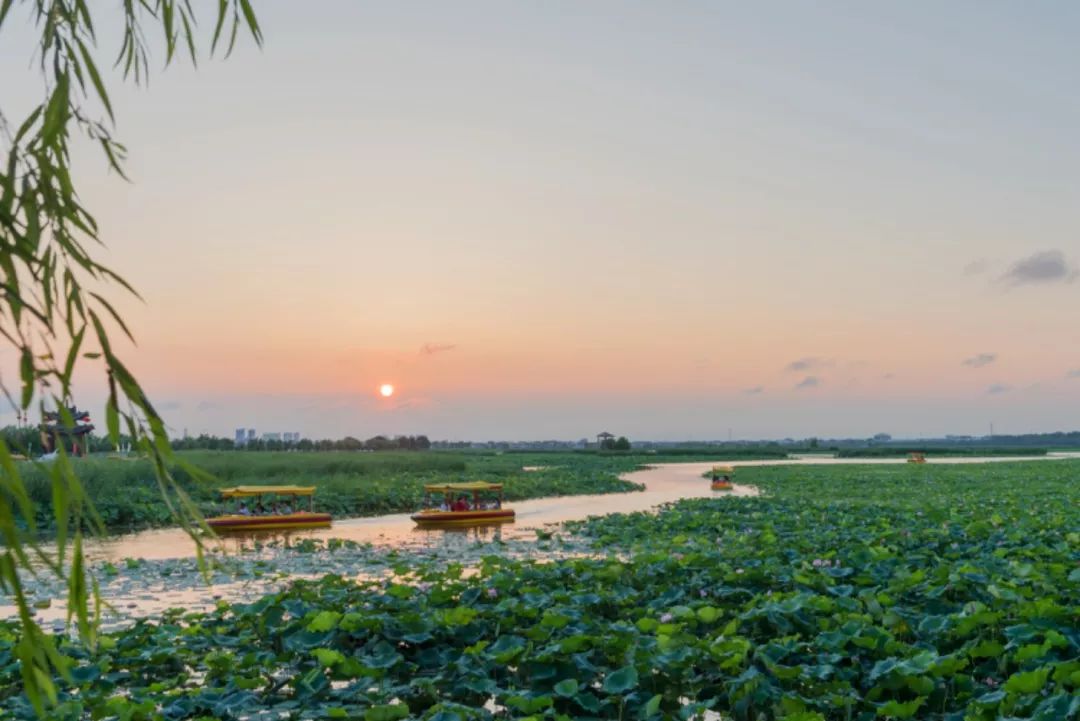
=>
[19,451,665,533]
[835,447,1049,458]
[5,460,1076,719]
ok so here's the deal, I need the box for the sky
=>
[3,1,1079,440]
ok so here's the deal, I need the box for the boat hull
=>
[711,482,733,491]
[206,512,332,532]
[411,509,515,527]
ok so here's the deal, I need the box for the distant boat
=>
[710,465,734,491]
[206,485,332,532]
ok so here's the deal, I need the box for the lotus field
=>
[1,461,1077,720]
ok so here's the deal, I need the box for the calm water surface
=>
[82,452,1080,562]
[8,453,1078,626]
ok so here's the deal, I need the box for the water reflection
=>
[215,521,509,553]
[10,453,1078,627]
[60,453,1080,563]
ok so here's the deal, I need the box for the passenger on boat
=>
[451,496,470,512]
[279,502,293,514]
[238,502,252,516]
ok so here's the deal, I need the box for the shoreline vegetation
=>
[16,451,658,535]
[834,447,1049,458]
[2,460,1075,719]
[13,447,1067,537]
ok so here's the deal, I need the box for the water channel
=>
[7,453,1077,626]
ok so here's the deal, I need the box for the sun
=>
[379,383,395,398]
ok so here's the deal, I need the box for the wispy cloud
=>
[743,386,764,395]
[986,383,1011,395]
[999,250,1078,288]
[1067,368,1080,379]
[963,258,989,276]
[962,352,997,369]
[881,373,895,381]
[420,343,456,356]
[784,357,831,373]
[157,400,183,412]
[196,400,223,412]
[795,376,820,390]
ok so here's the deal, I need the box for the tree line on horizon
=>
[4,424,1080,458]
[178,433,434,452]
[0,426,433,455]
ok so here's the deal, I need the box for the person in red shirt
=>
[451,496,470,512]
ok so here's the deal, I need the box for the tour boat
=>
[907,452,927,464]
[411,482,515,527]
[207,485,332,532]
[710,465,734,491]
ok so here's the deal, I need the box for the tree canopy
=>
[0,1,260,714]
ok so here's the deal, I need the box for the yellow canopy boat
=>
[207,485,332,532]
[710,465,734,491]
[411,482,515,527]
[907,452,926,464]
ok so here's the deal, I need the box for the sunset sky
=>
[3,2,1079,440]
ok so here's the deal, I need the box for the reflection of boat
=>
[207,485,332,532]
[411,482,515,527]
[907,452,926,464]
[710,465,734,491]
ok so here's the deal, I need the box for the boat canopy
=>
[423,481,503,493]
[712,466,735,473]
[219,485,316,498]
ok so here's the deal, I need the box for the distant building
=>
[235,428,246,446]
[262,432,282,442]
[247,429,256,442]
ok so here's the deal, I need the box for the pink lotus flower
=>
[486,588,498,599]
[660,613,674,623]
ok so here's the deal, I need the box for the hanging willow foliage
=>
[0,1,261,714]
